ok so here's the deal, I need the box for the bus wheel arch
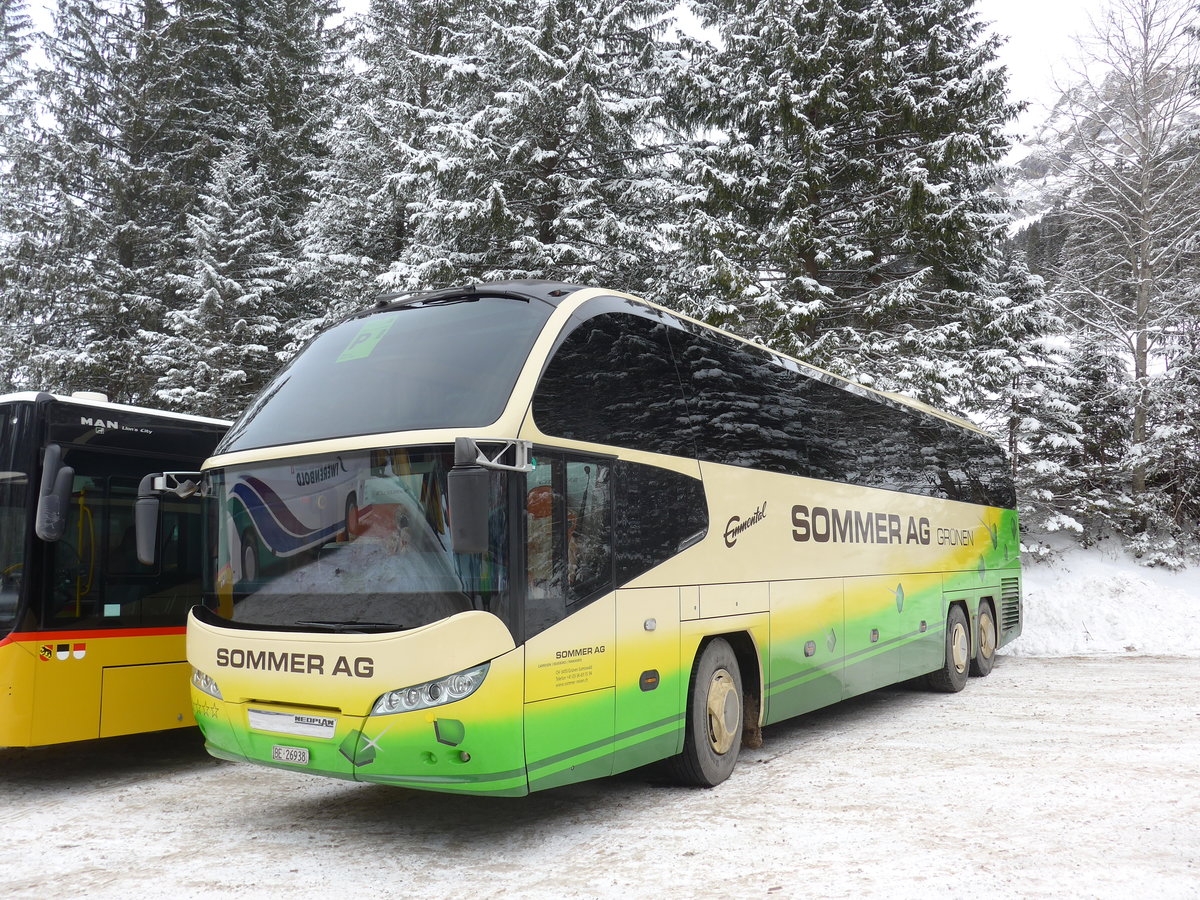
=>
[926,602,970,693]
[971,598,997,678]
[670,632,760,787]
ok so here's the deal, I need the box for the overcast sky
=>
[975,0,1106,116]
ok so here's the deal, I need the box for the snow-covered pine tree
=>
[382,0,681,295]
[0,0,31,161]
[976,249,1084,549]
[0,0,38,389]
[674,0,1019,411]
[298,0,486,325]
[22,0,187,401]
[150,146,289,419]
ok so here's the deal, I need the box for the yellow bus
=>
[0,391,228,747]
[161,282,1020,794]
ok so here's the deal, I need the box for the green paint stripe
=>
[767,622,945,693]
[767,657,843,693]
[365,769,528,788]
[526,712,684,775]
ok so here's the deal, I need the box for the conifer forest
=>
[0,0,1197,563]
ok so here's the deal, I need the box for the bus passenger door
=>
[521,455,616,792]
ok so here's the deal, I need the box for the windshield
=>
[219,297,556,453]
[211,445,513,635]
[0,404,29,633]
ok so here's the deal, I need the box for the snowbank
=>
[1005,543,1200,657]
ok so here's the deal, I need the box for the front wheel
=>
[925,605,970,693]
[970,601,997,677]
[669,638,744,787]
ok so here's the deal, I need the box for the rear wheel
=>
[970,601,997,677]
[669,638,744,787]
[926,605,970,693]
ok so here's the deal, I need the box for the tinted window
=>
[669,323,1014,508]
[0,404,29,633]
[532,311,694,457]
[614,461,708,586]
[534,304,1014,509]
[223,297,556,453]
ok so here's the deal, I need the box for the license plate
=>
[271,745,309,765]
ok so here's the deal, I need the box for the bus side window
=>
[524,455,614,640]
[563,459,611,604]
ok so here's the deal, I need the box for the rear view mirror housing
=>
[135,473,161,566]
[446,437,532,554]
[34,444,74,542]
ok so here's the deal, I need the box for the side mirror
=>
[35,444,75,542]
[448,465,490,554]
[135,473,161,566]
[447,437,532,554]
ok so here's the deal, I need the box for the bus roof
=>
[0,391,231,427]
[360,281,987,438]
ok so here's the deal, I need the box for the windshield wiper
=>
[294,620,404,634]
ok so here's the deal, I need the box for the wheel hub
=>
[951,621,969,674]
[705,668,740,755]
[979,610,996,659]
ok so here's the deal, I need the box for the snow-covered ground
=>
[2,545,1198,898]
[1008,542,1200,657]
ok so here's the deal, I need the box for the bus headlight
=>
[370,663,489,716]
[191,667,223,700]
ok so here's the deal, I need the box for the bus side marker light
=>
[804,641,816,658]
[639,670,660,692]
[644,618,656,631]
[870,629,879,644]
[920,621,928,633]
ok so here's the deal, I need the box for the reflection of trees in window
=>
[532,312,693,457]
[533,306,1015,509]
[614,461,707,587]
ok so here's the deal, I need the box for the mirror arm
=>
[454,438,533,473]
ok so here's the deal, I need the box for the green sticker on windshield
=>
[337,318,396,363]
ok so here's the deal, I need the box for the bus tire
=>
[926,605,970,693]
[345,493,360,539]
[240,531,259,583]
[669,638,743,787]
[970,600,997,678]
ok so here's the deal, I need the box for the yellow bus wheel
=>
[926,605,970,693]
[670,638,743,787]
[970,601,997,678]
